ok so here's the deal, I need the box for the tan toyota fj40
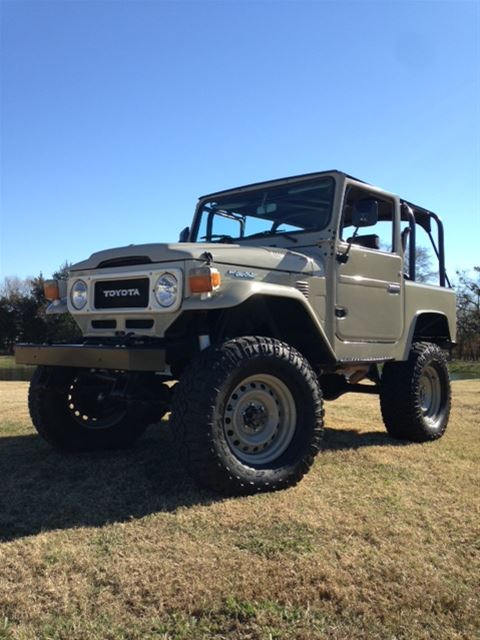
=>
[16,171,456,495]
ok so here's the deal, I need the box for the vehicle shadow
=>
[0,421,411,542]
[0,421,218,542]
[323,427,412,451]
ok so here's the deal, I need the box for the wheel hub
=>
[242,402,267,432]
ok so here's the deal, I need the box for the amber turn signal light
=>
[44,280,60,301]
[189,267,221,293]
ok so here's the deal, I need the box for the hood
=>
[70,242,316,274]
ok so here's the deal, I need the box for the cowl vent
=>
[98,256,152,268]
[295,280,309,298]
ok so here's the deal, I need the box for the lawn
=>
[448,360,480,376]
[0,380,478,640]
[0,357,34,381]
[0,357,18,369]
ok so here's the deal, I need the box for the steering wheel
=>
[201,234,234,243]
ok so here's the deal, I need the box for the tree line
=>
[0,264,80,354]
[0,263,479,360]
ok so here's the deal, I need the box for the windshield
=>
[192,177,335,243]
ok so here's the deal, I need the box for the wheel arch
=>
[216,293,335,364]
[403,311,454,358]
[166,292,336,369]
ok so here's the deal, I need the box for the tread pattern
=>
[171,336,324,495]
[380,342,451,442]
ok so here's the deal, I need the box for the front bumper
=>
[15,343,166,372]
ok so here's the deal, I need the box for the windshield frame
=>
[190,174,337,243]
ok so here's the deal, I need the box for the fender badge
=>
[226,269,257,280]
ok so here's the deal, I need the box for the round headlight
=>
[154,273,178,308]
[70,279,88,310]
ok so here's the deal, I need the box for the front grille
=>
[94,278,150,309]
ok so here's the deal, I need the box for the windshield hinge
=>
[200,251,214,264]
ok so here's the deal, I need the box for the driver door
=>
[335,187,404,343]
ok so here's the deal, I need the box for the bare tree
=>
[0,276,35,299]
[403,246,438,284]
[455,267,480,360]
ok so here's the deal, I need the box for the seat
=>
[347,234,380,250]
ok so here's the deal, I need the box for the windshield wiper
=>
[244,230,298,243]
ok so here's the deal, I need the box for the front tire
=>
[28,366,149,451]
[380,342,451,442]
[171,336,324,495]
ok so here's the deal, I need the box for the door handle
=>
[387,283,401,294]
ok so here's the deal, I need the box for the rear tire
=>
[380,342,451,442]
[171,336,324,495]
[28,366,149,451]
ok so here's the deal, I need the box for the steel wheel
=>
[67,371,127,430]
[419,365,442,428]
[223,373,297,465]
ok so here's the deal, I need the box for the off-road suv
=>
[16,171,456,495]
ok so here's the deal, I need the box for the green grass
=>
[0,356,17,369]
[0,380,479,639]
[0,357,34,382]
[448,360,480,376]
[0,356,33,371]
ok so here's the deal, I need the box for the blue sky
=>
[1,0,479,280]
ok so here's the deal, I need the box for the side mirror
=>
[352,198,379,228]
[178,226,190,242]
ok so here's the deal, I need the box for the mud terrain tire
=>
[380,342,451,442]
[29,366,149,451]
[171,336,324,495]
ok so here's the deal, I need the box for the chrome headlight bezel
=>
[70,279,88,310]
[154,272,178,308]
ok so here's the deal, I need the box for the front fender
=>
[182,280,336,362]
